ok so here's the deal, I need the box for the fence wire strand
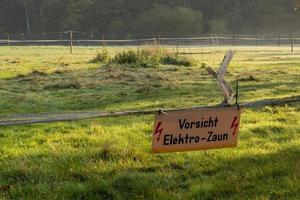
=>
[0,35,299,46]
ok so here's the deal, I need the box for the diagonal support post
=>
[206,50,235,105]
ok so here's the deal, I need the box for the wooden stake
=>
[70,31,73,54]
[291,35,294,53]
[157,33,160,47]
[210,34,216,46]
[217,51,235,104]
[215,33,219,46]
[102,34,105,46]
[206,51,234,105]
[255,34,258,46]
[232,35,235,46]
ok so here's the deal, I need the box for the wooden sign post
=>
[152,50,241,153]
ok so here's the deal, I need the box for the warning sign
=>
[152,107,241,153]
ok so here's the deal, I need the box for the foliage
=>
[209,19,228,33]
[64,0,93,30]
[112,48,195,67]
[90,47,110,63]
[1,1,300,37]
[134,5,204,37]
[112,48,160,67]
[297,0,300,9]
[160,55,195,67]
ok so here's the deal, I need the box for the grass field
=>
[0,46,299,199]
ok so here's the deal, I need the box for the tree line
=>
[0,0,300,39]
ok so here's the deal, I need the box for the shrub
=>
[90,48,110,63]
[160,55,194,67]
[111,48,196,67]
[112,49,160,67]
[113,50,139,64]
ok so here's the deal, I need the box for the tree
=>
[33,0,56,37]
[0,0,9,33]
[209,19,228,33]
[134,4,204,37]
[295,0,300,10]
[1,0,300,37]
[64,0,93,30]
[108,20,127,39]
[22,0,31,36]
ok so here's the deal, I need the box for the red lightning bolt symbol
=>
[154,122,163,142]
[231,116,239,136]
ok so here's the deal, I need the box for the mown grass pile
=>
[0,46,299,199]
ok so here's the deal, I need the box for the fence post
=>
[102,34,105,47]
[210,34,216,46]
[70,30,73,54]
[176,43,179,55]
[255,34,258,46]
[7,34,10,46]
[291,35,294,53]
[278,35,281,47]
[157,33,161,47]
[232,35,235,46]
[215,33,219,46]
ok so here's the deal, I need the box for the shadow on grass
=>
[1,144,299,199]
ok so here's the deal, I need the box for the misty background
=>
[0,0,300,39]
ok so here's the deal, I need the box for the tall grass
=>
[110,47,196,67]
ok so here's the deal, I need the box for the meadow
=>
[0,45,299,199]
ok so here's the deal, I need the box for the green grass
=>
[0,46,299,199]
